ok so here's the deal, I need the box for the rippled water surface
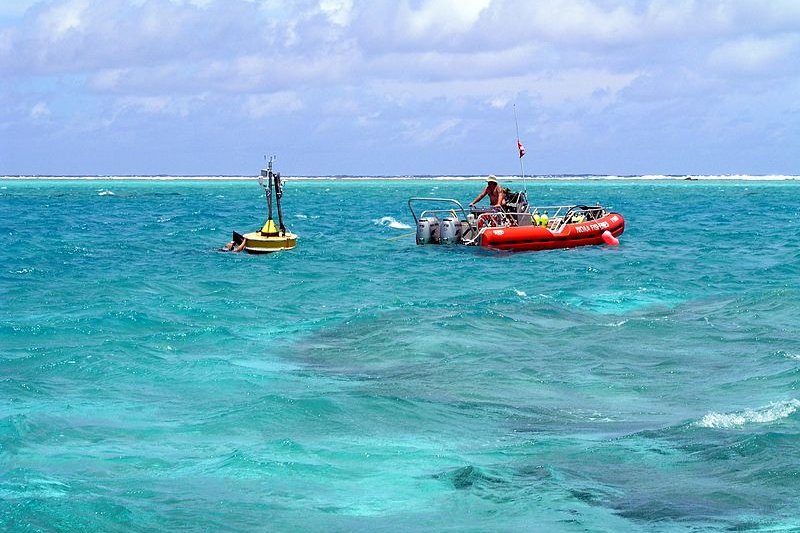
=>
[2,178,799,532]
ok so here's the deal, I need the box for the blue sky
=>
[1,0,798,176]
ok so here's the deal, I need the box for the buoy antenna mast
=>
[259,155,277,235]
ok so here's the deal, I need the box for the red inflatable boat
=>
[479,211,624,251]
[408,197,625,252]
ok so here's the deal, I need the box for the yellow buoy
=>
[237,156,298,254]
[242,230,297,253]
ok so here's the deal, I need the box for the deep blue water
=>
[1,178,799,532]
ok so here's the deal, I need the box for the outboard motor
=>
[416,216,440,244]
[440,214,462,244]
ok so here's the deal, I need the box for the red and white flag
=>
[517,139,526,158]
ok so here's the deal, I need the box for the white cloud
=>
[399,0,490,38]
[118,95,188,116]
[90,68,128,91]
[1,0,798,174]
[30,101,50,119]
[38,0,90,40]
[3,0,796,91]
[372,68,637,108]
[319,0,353,27]
[243,91,303,118]
[518,0,641,45]
[400,117,465,145]
[641,0,734,37]
[709,35,800,75]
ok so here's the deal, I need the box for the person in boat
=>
[222,231,247,252]
[469,175,506,209]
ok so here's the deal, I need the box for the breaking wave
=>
[374,216,411,230]
[697,399,800,429]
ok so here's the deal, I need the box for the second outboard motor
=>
[416,216,440,244]
[440,215,462,244]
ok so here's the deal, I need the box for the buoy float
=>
[241,156,297,254]
[601,230,619,246]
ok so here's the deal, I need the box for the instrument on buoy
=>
[242,156,298,253]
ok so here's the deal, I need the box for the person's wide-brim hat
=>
[487,175,498,183]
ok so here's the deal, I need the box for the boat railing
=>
[472,204,607,233]
[526,204,607,233]
[407,197,479,238]
[473,210,519,228]
[407,197,471,223]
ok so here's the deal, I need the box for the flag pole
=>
[514,104,527,194]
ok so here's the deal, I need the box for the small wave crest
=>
[97,189,115,196]
[775,350,800,361]
[373,216,411,230]
[697,399,800,429]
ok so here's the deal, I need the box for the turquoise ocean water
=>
[2,177,799,532]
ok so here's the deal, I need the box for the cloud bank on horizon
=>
[1,0,798,175]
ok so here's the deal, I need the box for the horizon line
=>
[2,174,799,181]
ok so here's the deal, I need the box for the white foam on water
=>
[97,189,115,196]
[374,216,411,230]
[514,289,527,297]
[697,399,800,429]
[779,351,800,360]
